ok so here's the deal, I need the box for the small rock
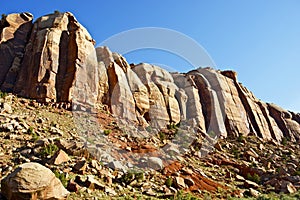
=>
[105,187,117,196]
[67,180,81,192]
[175,177,186,189]
[108,161,127,172]
[182,168,194,175]
[49,149,70,165]
[147,157,164,170]
[143,188,157,196]
[164,143,180,155]
[86,175,105,190]
[1,103,12,114]
[20,148,32,156]
[73,160,87,174]
[244,180,259,189]
[277,181,297,194]
[249,188,260,197]
[236,174,245,181]
[258,143,264,151]
[50,127,64,136]
[91,159,101,171]
[184,177,195,187]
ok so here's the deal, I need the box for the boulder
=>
[1,162,69,200]
[147,157,164,170]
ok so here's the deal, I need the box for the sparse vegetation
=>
[53,170,68,188]
[158,131,166,141]
[121,170,144,184]
[0,90,8,98]
[281,138,288,146]
[171,190,200,200]
[103,129,111,135]
[247,173,261,184]
[165,177,173,187]
[238,134,245,142]
[40,143,59,158]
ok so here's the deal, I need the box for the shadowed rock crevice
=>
[234,82,263,138]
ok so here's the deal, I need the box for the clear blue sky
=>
[1,0,299,112]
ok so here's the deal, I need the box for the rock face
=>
[0,11,300,142]
[1,162,69,200]
[0,12,99,105]
[0,13,33,91]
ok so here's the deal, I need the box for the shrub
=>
[121,170,144,184]
[103,129,111,135]
[40,144,59,158]
[281,138,288,146]
[0,91,7,98]
[247,173,261,184]
[159,132,166,141]
[53,170,67,188]
[165,177,173,187]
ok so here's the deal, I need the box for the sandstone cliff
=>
[0,12,299,143]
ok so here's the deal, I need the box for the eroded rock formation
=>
[0,12,299,142]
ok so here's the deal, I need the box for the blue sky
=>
[1,0,300,112]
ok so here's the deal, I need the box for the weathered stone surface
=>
[147,157,164,170]
[13,11,99,105]
[268,103,300,141]
[172,73,205,132]
[107,62,137,122]
[0,13,33,92]
[1,162,69,200]
[49,149,70,165]
[132,63,180,128]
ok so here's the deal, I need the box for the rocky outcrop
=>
[0,12,299,142]
[0,12,100,105]
[1,162,69,200]
[0,12,33,91]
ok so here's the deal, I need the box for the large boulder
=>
[1,162,69,200]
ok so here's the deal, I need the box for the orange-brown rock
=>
[13,12,99,105]
[0,13,33,92]
[0,11,299,142]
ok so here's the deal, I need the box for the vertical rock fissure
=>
[60,15,77,102]
[191,73,211,132]
[257,102,277,140]
[268,104,291,140]
[55,31,69,102]
[234,82,263,138]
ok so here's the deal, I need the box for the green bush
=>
[247,173,261,184]
[103,129,111,135]
[281,138,288,145]
[40,144,59,158]
[121,170,144,184]
[0,91,8,98]
[158,132,166,141]
[53,170,67,188]
[165,177,173,187]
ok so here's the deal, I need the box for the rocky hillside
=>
[0,11,300,199]
[1,12,299,143]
